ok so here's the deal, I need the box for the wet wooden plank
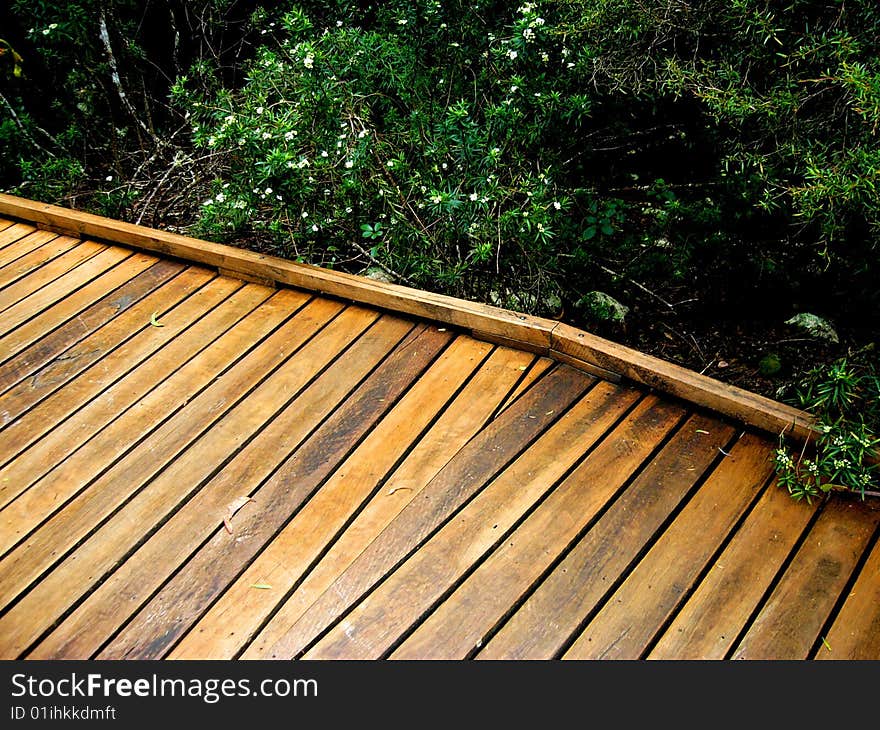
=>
[33,311,418,660]
[0,231,74,278]
[243,347,541,660]
[170,337,503,660]
[392,396,689,660]
[318,392,673,660]
[478,414,737,660]
[255,365,595,659]
[0,258,181,388]
[816,532,880,659]
[562,432,775,659]
[0,240,112,314]
[0,280,271,538]
[648,480,817,659]
[0,268,234,475]
[0,290,311,605]
[731,498,880,659]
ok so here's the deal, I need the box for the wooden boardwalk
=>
[0,200,878,661]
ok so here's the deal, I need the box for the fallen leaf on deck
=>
[149,311,164,328]
[695,429,710,434]
[251,584,272,590]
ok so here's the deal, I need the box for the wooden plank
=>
[0,257,180,384]
[0,223,38,252]
[816,532,880,659]
[0,287,308,571]
[169,336,501,660]
[252,365,595,659]
[390,396,688,660]
[478,414,737,660]
[242,347,541,660]
[0,268,233,472]
[647,480,817,659]
[32,311,417,660]
[731,498,880,660]
[0,194,557,351]
[0,279,268,533]
[561,431,775,659]
[89,323,451,661]
[552,323,817,443]
[0,293,337,657]
[0,247,135,341]
[314,392,674,660]
[0,231,69,273]
[0,240,109,314]
[496,356,554,414]
[549,348,623,382]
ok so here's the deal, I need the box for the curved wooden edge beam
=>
[0,193,554,350]
[0,192,818,443]
[551,323,817,443]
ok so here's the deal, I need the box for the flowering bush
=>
[172,1,608,309]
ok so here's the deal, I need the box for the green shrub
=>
[775,352,879,503]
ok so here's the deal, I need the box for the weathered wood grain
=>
[320,392,673,660]
[170,336,502,659]
[243,347,539,660]
[731,498,880,659]
[562,432,775,659]
[648,479,817,659]
[256,365,594,659]
[0,258,181,389]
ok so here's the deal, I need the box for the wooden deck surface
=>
[1,217,878,660]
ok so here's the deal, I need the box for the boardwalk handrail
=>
[0,192,817,442]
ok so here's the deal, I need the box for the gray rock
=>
[785,313,839,344]
[579,291,629,322]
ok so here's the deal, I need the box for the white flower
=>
[345,160,354,168]
[321,150,329,158]
[553,201,561,210]
[255,106,264,115]
[301,211,309,218]
[284,130,297,140]
[262,131,271,139]
[358,130,367,138]
[311,224,319,232]
[336,20,343,27]
[510,85,519,92]
[398,19,408,25]
[264,187,273,195]
[215,192,225,203]
[533,17,545,26]
[303,54,314,69]
[507,49,518,60]
[202,199,213,207]
[105,175,113,182]
[430,194,442,204]
[469,193,478,201]
[387,160,394,167]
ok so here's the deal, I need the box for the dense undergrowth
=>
[0,1,876,501]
